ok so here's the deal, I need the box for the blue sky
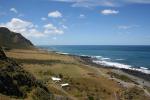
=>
[0,0,150,45]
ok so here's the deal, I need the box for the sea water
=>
[39,45,150,74]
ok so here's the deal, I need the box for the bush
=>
[88,96,94,100]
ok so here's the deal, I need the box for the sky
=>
[0,0,150,45]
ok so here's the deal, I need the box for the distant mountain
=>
[0,27,34,49]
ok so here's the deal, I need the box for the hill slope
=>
[0,47,52,99]
[0,27,34,49]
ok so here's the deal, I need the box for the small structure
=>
[51,77,61,82]
[61,83,69,87]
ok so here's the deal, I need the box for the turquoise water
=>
[39,45,150,73]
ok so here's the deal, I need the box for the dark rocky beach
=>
[77,55,150,82]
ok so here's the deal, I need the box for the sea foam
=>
[115,59,125,61]
[93,60,131,69]
[92,57,150,74]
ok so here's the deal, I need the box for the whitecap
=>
[115,59,124,61]
[140,67,148,70]
[91,56,102,59]
[101,58,111,60]
[93,60,131,69]
[92,60,150,74]
[95,56,102,58]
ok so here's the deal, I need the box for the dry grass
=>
[5,49,149,100]
[121,86,150,100]
[6,49,77,63]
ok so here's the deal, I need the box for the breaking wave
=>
[92,56,150,74]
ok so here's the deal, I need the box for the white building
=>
[51,77,61,81]
[61,83,69,87]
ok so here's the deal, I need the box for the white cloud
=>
[52,0,117,7]
[118,25,131,30]
[101,9,119,15]
[10,8,18,13]
[18,13,24,17]
[118,25,139,29]
[41,17,47,21]
[52,37,57,40]
[10,8,24,17]
[124,0,150,4]
[79,14,85,18]
[52,0,150,8]
[44,23,64,34]
[48,11,62,18]
[62,25,68,29]
[0,18,66,38]
[0,18,44,37]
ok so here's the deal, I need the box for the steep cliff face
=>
[0,27,34,49]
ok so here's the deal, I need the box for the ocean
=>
[38,45,150,74]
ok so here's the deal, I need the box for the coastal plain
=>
[4,49,150,100]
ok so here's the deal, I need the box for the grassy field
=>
[5,49,150,100]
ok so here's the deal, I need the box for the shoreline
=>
[53,50,150,82]
[78,55,150,82]
[5,48,150,99]
[38,48,150,82]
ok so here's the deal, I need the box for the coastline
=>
[79,55,150,82]
[5,48,150,99]
[54,50,150,82]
